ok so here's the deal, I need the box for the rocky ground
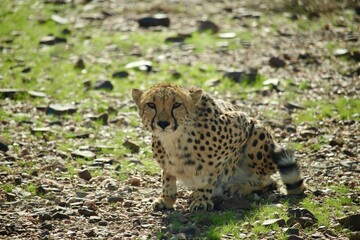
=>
[0,0,359,239]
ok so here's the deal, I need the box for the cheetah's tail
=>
[273,148,306,195]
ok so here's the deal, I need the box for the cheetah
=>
[132,84,306,211]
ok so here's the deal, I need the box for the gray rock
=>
[0,136,9,152]
[349,231,360,240]
[46,103,77,115]
[123,140,140,153]
[338,214,360,231]
[39,35,66,45]
[287,235,304,240]
[218,32,236,39]
[0,89,21,99]
[198,20,219,33]
[28,90,47,98]
[285,227,299,236]
[78,169,92,181]
[112,71,129,78]
[52,212,70,219]
[71,150,95,159]
[269,57,286,68]
[108,196,124,203]
[138,14,170,28]
[40,223,53,231]
[125,60,152,72]
[78,208,97,217]
[262,218,286,227]
[94,80,113,90]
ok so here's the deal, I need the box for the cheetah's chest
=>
[157,132,217,189]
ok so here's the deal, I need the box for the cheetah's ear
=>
[190,89,203,105]
[132,89,143,106]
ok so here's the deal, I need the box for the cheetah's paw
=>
[189,199,214,212]
[152,197,175,211]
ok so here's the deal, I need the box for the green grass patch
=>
[294,97,360,124]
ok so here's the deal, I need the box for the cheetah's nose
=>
[157,120,170,130]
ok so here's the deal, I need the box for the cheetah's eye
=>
[146,102,156,109]
[172,102,182,109]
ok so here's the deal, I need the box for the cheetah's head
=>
[132,84,202,135]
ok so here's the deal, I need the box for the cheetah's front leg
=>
[153,171,177,210]
[189,183,215,212]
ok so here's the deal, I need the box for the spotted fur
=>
[132,84,306,211]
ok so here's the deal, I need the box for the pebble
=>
[123,140,140,153]
[94,80,113,90]
[112,71,129,78]
[52,212,70,219]
[72,150,96,159]
[39,35,67,45]
[128,177,141,187]
[78,169,92,181]
[197,20,219,33]
[338,214,360,231]
[108,196,124,203]
[78,208,97,217]
[138,14,170,28]
[262,218,286,227]
[46,103,77,115]
[269,57,286,68]
[0,136,9,152]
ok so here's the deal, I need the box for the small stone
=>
[299,130,316,138]
[0,88,21,99]
[128,177,141,187]
[175,233,187,240]
[76,191,89,198]
[78,169,92,181]
[343,149,356,157]
[165,33,192,43]
[181,226,198,237]
[108,196,123,203]
[94,80,113,90]
[84,229,96,237]
[329,138,344,147]
[198,20,219,33]
[46,103,77,115]
[349,231,360,240]
[287,235,304,240]
[78,208,97,217]
[123,140,140,153]
[39,35,66,45]
[51,14,68,24]
[285,228,299,235]
[28,90,47,98]
[112,71,129,78]
[71,150,95,159]
[287,217,316,228]
[52,212,70,220]
[31,127,51,134]
[333,48,349,56]
[0,136,9,152]
[218,32,236,39]
[125,60,152,72]
[204,78,221,87]
[21,67,31,73]
[98,221,108,226]
[74,59,85,70]
[138,14,170,28]
[269,57,286,68]
[338,214,360,231]
[36,185,47,195]
[262,218,286,227]
[223,69,257,83]
[123,201,132,208]
[40,223,53,231]
[263,78,280,87]
[38,212,52,221]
